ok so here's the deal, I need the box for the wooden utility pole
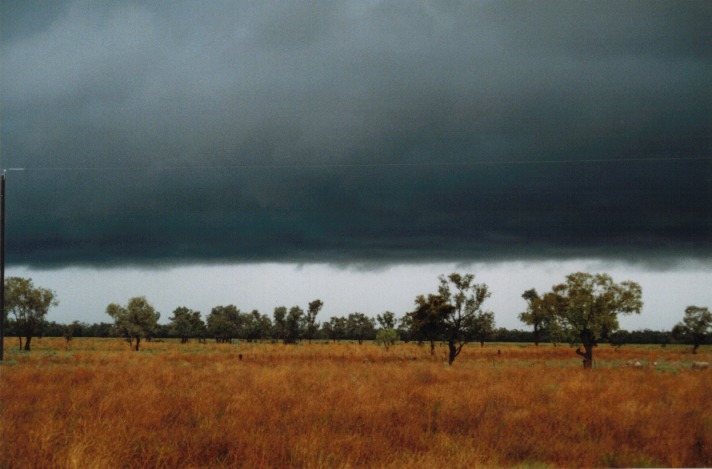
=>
[1,171,5,361]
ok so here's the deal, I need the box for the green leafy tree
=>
[408,294,450,355]
[4,277,58,351]
[285,306,305,344]
[346,313,375,344]
[376,311,397,329]
[207,305,242,343]
[672,306,711,354]
[243,310,272,342]
[273,306,288,343]
[106,297,160,351]
[321,321,333,341]
[468,311,495,347]
[305,299,323,344]
[396,314,417,343]
[406,273,493,364]
[376,327,399,351]
[85,322,113,337]
[375,311,399,351]
[537,292,574,346]
[324,316,347,343]
[168,307,205,343]
[63,320,82,343]
[519,289,548,346]
[437,273,492,364]
[544,272,642,369]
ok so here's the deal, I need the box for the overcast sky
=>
[2,1,711,329]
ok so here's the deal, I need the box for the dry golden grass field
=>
[1,338,710,468]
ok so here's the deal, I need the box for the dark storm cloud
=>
[2,0,711,267]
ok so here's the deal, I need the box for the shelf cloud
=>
[2,0,711,267]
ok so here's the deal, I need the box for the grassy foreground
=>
[1,338,710,468]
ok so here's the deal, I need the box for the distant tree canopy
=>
[169,307,206,343]
[27,316,692,350]
[4,277,58,351]
[468,310,496,347]
[409,293,453,355]
[106,297,160,351]
[608,329,671,347]
[324,316,348,343]
[207,305,242,343]
[304,300,323,344]
[519,289,547,346]
[672,305,712,354]
[375,327,399,351]
[375,311,399,352]
[272,306,288,343]
[285,306,305,344]
[346,313,376,345]
[243,310,272,342]
[519,289,572,346]
[376,311,397,330]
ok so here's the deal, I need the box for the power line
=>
[5,155,711,172]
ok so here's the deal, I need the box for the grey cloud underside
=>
[2,0,711,267]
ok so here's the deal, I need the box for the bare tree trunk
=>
[17,335,22,350]
[447,339,458,366]
[576,329,596,369]
[135,336,141,351]
[429,340,435,356]
[576,345,593,369]
[24,336,32,351]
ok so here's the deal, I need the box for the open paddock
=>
[1,338,710,468]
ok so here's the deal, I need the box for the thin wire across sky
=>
[3,155,710,173]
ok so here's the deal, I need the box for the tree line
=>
[6,320,688,348]
[3,273,710,367]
